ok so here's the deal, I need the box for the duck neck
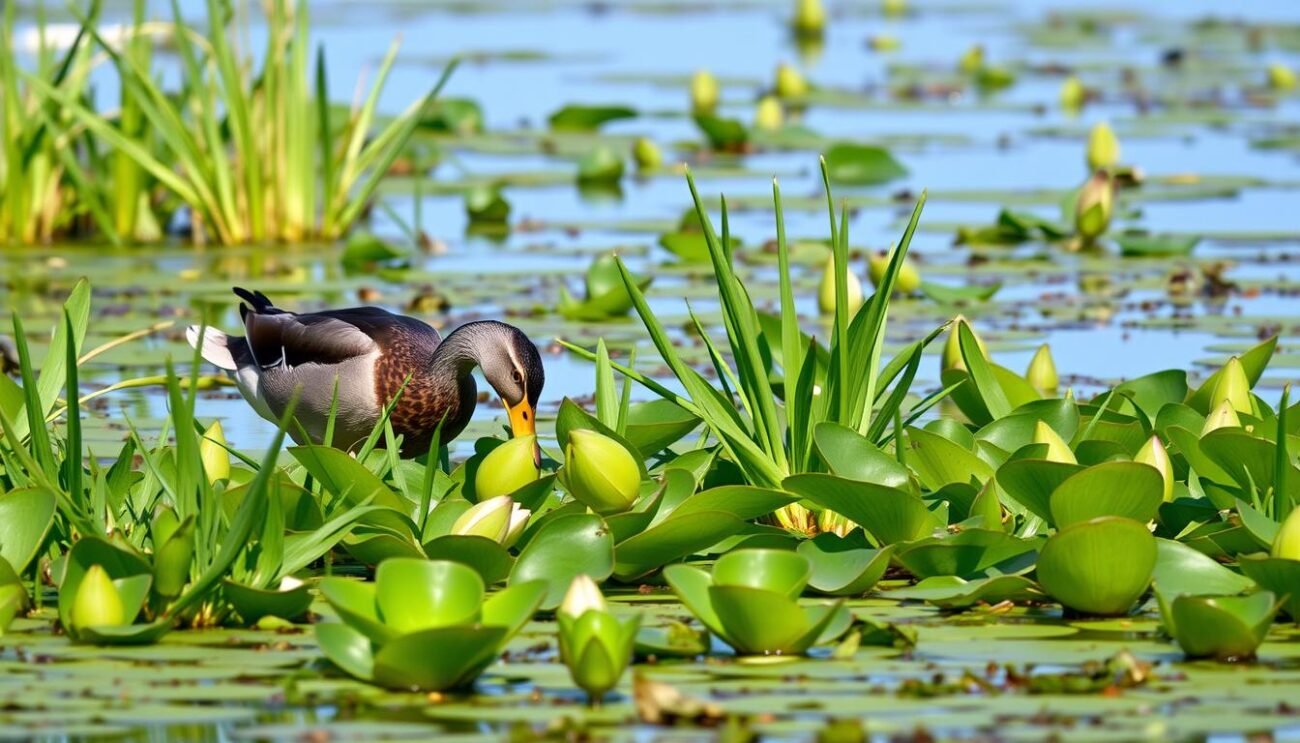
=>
[429,326,483,381]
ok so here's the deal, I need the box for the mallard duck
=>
[187,288,544,460]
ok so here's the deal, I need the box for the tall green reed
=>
[565,162,947,533]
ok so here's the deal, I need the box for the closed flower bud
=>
[451,495,530,547]
[1201,400,1241,435]
[792,0,825,36]
[1060,76,1085,110]
[941,315,988,373]
[1269,63,1297,92]
[1075,170,1113,243]
[817,254,863,316]
[1086,121,1120,172]
[564,430,641,514]
[1026,344,1059,395]
[958,44,984,74]
[199,420,230,485]
[775,63,808,98]
[691,69,719,114]
[71,565,126,630]
[866,249,921,295]
[1135,435,1174,503]
[559,574,607,618]
[474,435,542,500]
[632,137,663,171]
[755,96,784,130]
[1273,507,1300,560]
[882,0,907,16]
[1033,421,1076,464]
[1210,357,1253,416]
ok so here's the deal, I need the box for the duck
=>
[186,288,544,461]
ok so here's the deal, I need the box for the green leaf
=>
[784,474,941,545]
[548,104,636,131]
[510,513,614,610]
[821,143,907,185]
[1036,516,1156,616]
[1049,462,1164,527]
[0,487,56,573]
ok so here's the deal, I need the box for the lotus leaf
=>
[1160,591,1279,661]
[316,559,545,690]
[1036,516,1156,616]
[664,549,850,655]
[798,532,894,596]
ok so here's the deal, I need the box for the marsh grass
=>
[11,0,453,245]
[565,162,949,533]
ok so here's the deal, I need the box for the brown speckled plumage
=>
[187,288,544,458]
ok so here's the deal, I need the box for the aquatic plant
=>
[1159,591,1279,661]
[557,575,639,702]
[665,549,850,655]
[316,559,545,690]
[30,0,453,244]
[565,164,940,533]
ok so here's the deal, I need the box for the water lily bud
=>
[1026,344,1059,395]
[882,0,907,16]
[755,96,784,130]
[452,495,528,544]
[475,435,541,499]
[1074,170,1113,242]
[941,315,988,373]
[817,254,863,316]
[959,44,984,74]
[1269,63,1297,91]
[1135,435,1174,503]
[564,430,641,514]
[866,250,921,294]
[1060,76,1085,110]
[1033,421,1076,464]
[502,506,529,549]
[691,69,719,114]
[792,0,825,37]
[1086,121,1120,172]
[71,565,125,629]
[199,420,230,484]
[632,137,663,171]
[1201,400,1241,435]
[559,574,608,618]
[1273,507,1300,560]
[1210,357,1253,416]
[775,63,808,98]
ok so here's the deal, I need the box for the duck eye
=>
[511,369,523,384]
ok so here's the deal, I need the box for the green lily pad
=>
[821,143,907,185]
[1036,516,1156,616]
[509,513,614,610]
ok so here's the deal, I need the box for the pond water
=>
[3,1,1300,740]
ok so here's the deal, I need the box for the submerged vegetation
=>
[2,0,1300,738]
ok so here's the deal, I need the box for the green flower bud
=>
[1135,435,1174,503]
[958,44,985,74]
[1210,357,1253,416]
[451,495,530,547]
[1033,421,1076,464]
[1026,344,1059,395]
[558,609,639,701]
[577,147,625,184]
[1060,76,1085,110]
[72,565,125,630]
[632,137,663,171]
[465,186,510,224]
[564,430,641,515]
[1086,121,1120,172]
[1075,170,1113,242]
[755,96,784,131]
[199,420,230,485]
[792,0,825,36]
[868,35,901,52]
[941,315,988,373]
[474,435,542,500]
[1269,63,1297,92]
[1273,506,1300,560]
[1201,400,1241,435]
[882,0,907,16]
[817,254,863,316]
[775,63,808,98]
[559,574,607,619]
[691,69,720,114]
[866,249,921,295]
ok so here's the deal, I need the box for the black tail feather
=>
[233,287,278,318]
